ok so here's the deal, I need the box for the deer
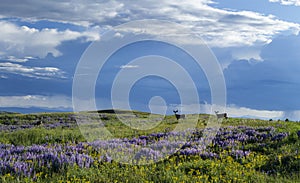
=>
[214,111,228,119]
[173,110,185,120]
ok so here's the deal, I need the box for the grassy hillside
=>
[0,111,299,182]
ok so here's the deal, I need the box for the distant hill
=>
[0,111,20,115]
[0,107,72,114]
[0,108,152,116]
[96,109,151,115]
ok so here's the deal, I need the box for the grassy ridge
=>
[0,111,299,182]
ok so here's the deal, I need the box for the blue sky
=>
[0,0,300,120]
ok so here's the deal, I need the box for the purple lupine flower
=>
[101,154,112,163]
[271,132,289,141]
[230,150,251,159]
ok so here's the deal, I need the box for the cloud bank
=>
[0,95,72,109]
[0,0,299,49]
[269,0,300,6]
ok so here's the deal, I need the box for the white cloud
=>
[269,0,300,6]
[114,32,124,38]
[0,75,8,79]
[0,21,100,59]
[180,103,300,120]
[283,111,300,121]
[0,0,299,48]
[120,65,139,69]
[0,0,126,26]
[231,47,263,61]
[0,62,65,79]
[0,95,72,109]
[4,56,37,62]
[225,105,284,119]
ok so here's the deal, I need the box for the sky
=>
[0,0,300,120]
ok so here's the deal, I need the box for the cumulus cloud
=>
[0,21,100,60]
[224,34,300,111]
[0,62,65,79]
[0,0,299,48]
[269,0,300,6]
[0,95,72,109]
[0,0,126,26]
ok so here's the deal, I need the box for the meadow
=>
[0,110,299,183]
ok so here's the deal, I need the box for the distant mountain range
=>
[0,107,72,114]
[0,111,20,114]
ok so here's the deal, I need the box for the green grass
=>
[0,111,299,182]
[0,127,85,146]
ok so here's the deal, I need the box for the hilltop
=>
[0,109,299,182]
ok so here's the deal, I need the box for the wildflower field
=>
[0,111,299,182]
